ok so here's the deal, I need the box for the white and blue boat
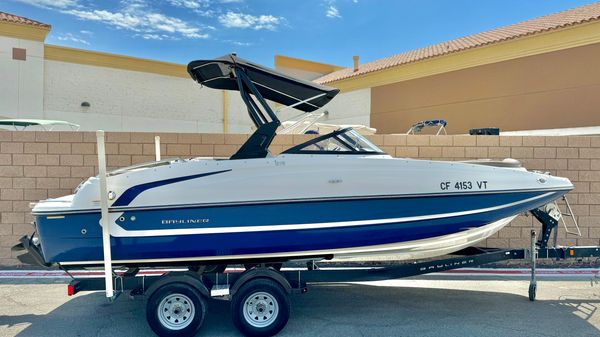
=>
[16,55,573,268]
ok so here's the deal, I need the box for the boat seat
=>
[460,158,522,168]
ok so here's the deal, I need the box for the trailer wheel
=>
[528,283,537,301]
[231,279,290,337]
[146,283,207,337]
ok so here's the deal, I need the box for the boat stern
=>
[13,194,81,267]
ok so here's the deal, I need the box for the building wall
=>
[43,60,226,133]
[371,43,600,134]
[273,56,370,128]
[322,88,371,126]
[226,92,254,134]
[274,55,343,81]
[0,42,367,134]
[274,88,371,128]
[0,35,44,119]
[1,130,599,266]
[275,65,325,81]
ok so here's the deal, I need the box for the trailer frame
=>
[61,228,600,336]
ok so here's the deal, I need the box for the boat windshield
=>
[283,128,385,154]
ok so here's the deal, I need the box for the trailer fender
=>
[145,271,209,298]
[230,267,292,297]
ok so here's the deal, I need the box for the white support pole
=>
[96,130,114,299]
[154,136,161,162]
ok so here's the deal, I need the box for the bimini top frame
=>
[187,54,340,159]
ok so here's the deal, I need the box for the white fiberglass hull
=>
[30,154,572,267]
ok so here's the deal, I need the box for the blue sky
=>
[3,0,597,68]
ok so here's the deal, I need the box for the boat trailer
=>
[61,223,600,337]
[14,204,600,336]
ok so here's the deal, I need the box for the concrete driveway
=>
[0,278,599,337]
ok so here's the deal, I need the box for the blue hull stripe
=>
[35,190,567,263]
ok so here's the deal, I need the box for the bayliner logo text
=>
[161,219,210,225]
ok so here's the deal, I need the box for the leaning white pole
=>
[154,136,161,161]
[96,130,114,299]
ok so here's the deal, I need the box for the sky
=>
[2,0,598,68]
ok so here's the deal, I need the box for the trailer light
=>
[67,284,75,296]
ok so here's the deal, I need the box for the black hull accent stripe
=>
[111,169,231,207]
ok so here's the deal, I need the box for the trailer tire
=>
[528,283,537,301]
[146,283,207,337]
[231,278,290,337]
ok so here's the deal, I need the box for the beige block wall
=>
[1,131,599,265]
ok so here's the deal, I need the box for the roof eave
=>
[319,19,600,92]
[0,20,51,41]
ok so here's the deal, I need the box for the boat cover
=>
[0,119,80,130]
[187,54,340,112]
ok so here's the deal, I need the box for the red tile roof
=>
[0,11,51,29]
[316,2,600,84]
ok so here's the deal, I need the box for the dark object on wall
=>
[470,128,500,135]
[81,102,91,107]
[12,48,26,61]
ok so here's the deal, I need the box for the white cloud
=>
[167,0,209,10]
[218,12,281,30]
[325,5,341,19]
[140,33,166,40]
[324,0,342,19]
[56,32,89,45]
[14,0,209,40]
[11,0,79,9]
[166,0,244,18]
[66,9,142,30]
[224,39,252,46]
[62,2,209,39]
[15,0,286,41]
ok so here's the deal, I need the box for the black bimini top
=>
[187,54,339,113]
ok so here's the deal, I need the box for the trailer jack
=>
[530,196,581,249]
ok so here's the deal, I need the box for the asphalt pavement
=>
[0,278,599,337]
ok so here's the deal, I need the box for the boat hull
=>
[34,189,567,266]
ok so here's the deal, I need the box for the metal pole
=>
[154,136,161,162]
[223,90,228,134]
[96,130,114,299]
[529,230,537,301]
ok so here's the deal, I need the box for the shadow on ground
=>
[1,283,599,337]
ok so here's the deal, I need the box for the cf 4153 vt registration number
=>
[440,181,488,190]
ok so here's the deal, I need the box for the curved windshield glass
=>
[283,128,385,154]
